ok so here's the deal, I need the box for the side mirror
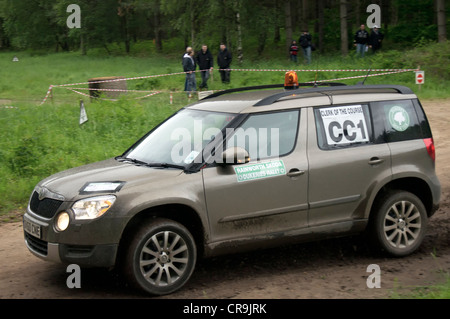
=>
[221,147,250,165]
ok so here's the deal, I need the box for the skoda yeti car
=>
[24,76,440,296]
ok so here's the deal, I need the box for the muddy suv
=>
[23,76,440,295]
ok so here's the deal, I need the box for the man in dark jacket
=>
[369,25,384,53]
[217,43,232,84]
[354,24,369,58]
[299,31,312,64]
[196,44,214,89]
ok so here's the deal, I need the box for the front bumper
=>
[23,211,119,268]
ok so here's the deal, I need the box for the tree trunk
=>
[317,0,324,53]
[340,0,348,56]
[437,0,447,42]
[190,0,195,48]
[285,0,293,58]
[302,0,308,31]
[236,10,243,63]
[273,0,281,43]
[153,0,163,52]
[81,33,87,56]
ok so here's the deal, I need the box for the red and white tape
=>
[40,68,419,105]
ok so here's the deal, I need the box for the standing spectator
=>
[196,44,214,89]
[182,46,197,97]
[354,24,369,58]
[369,25,384,54]
[217,43,232,84]
[299,30,312,64]
[289,40,299,63]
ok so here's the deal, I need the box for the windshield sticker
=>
[80,181,125,194]
[319,105,369,145]
[388,106,410,132]
[234,160,286,182]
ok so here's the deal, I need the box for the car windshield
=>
[122,109,235,167]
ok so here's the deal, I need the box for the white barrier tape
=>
[135,91,163,100]
[54,70,198,88]
[52,68,418,88]
[66,88,114,101]
[39,85,53,105]
[218,68,419,73]
[40,68,418,105]
[67,87,159,93]
[65,87,162,101]
[305,69,411,83]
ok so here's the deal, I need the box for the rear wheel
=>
[123,218,197,295]
[369,190,428,257]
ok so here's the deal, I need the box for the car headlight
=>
[55,212,70,232]
[72,195,116,220]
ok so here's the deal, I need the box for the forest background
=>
[0,0,448,58]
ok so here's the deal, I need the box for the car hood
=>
[37,158,184,201]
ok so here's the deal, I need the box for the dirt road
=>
[1,99,449,299]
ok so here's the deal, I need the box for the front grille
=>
[25,232,48,256]
[29,191,63,219]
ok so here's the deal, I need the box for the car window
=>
[314,104,372,150]
[371,99,422,143]
[125,109,235,166]
[226,110,299,160]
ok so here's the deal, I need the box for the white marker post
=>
[79,100,88,125]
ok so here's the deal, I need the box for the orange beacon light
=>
[284,71,299,90]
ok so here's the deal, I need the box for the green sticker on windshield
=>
[389,106,410,132]
[234,160,286,182]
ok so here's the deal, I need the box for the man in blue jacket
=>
[354,24,369,58]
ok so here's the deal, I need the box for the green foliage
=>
[1,0,447,56]
[391,273,450,299]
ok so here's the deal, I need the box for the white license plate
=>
[24,218,41,239]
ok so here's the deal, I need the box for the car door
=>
[202,109,309,243]
[307,104,392,226]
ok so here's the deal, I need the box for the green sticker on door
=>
[389,106,410,132]
[234,160,286,182]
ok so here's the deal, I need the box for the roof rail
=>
[200,82,347,101]
[253,84,415,107]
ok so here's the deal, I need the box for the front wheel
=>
[123,218,197,296]
[368,190,428,257]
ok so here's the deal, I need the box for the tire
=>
[368,190,428,257]
[123,218,197,296]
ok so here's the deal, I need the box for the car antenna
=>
[358,68,372,85]
[313,70,319,88]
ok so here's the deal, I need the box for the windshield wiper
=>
[116,156,148,165]
[116,157,191,172]
[144,162,186,170]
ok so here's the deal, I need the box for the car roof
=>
[187,84,418,114]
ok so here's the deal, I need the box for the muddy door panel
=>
[203,109,308,243]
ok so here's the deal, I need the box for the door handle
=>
[287,169,305,177]
[368,157,385,165]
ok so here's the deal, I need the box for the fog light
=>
[55,212,70,232]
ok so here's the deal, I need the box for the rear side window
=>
[314,104,372,150]
[371,99,423,143]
